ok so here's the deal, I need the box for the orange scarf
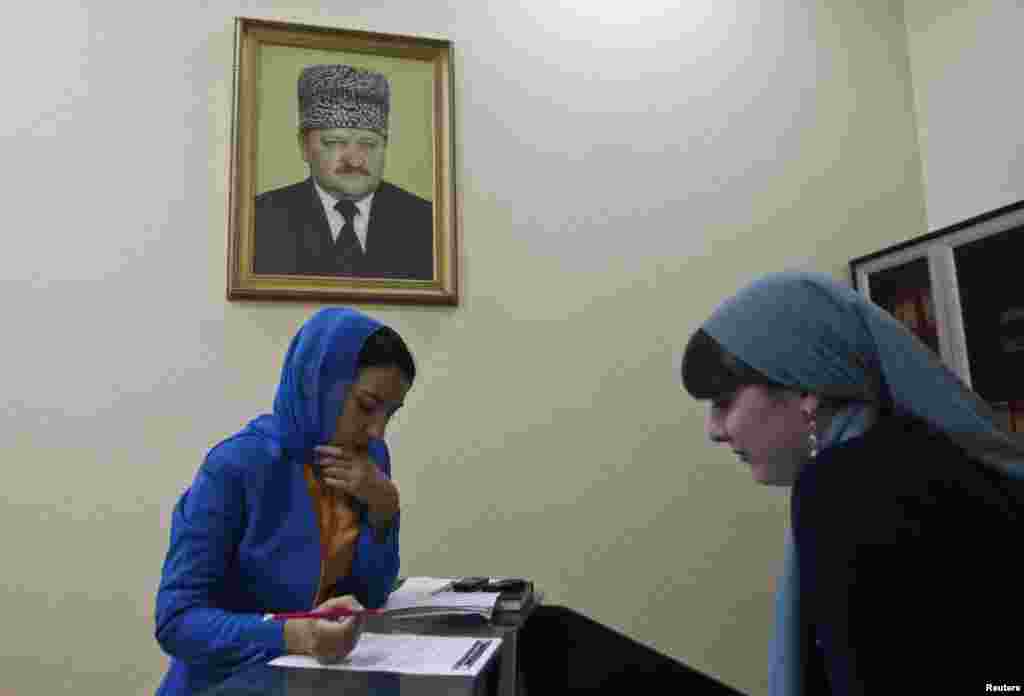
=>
[303,464,360,607]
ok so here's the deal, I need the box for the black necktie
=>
[333,199,363,258]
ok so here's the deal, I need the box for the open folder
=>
[269,633,503,677]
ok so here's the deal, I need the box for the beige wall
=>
[904,0,1024,230]
[2,1,928,694]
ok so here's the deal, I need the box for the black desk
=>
[519,606,747,695]
[199,611,532,696]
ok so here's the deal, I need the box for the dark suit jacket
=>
[253,178,434,280]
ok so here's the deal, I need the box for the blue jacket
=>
[154,433,399,695]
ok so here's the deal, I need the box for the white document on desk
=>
[269,633,503,677]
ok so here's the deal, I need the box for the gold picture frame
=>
[227,17,457,305]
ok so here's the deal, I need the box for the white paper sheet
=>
[269,633,503,677]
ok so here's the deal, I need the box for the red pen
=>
[263,607,383,622]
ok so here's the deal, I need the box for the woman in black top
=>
[681,271,1024,695]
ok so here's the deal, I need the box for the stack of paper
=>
[270,633,503,677]
[382,578,500,621]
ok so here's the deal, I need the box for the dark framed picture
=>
[227,17,457,305]
[850,200,1024,432]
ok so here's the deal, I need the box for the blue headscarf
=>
[683,270,1024,696]
[245,307,385,463]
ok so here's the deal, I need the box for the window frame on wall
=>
[850,200,1024,431]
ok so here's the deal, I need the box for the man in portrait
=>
[253,64,434,280]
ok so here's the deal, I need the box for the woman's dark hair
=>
[682,329,879,412]
[358,326,416,385]
[681,328,788,400]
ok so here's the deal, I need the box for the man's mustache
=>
[334,165,371,176]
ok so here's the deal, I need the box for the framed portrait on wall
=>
[226,17,457,305]
[850,200,1024,432]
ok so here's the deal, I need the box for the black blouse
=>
[791,415,1023,694]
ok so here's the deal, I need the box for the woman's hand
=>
[314,445,400,525]
[314,445,384,502]
[284,595,366,664]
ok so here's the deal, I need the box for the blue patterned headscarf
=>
[683,270,1024,696]
[245,308,385,463]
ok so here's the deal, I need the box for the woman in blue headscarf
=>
[155,308,415,695]
[681,271,1024,695]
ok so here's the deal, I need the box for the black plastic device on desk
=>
[452,577,528,593]
[451,577,536,616]
[451,577,490,592]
